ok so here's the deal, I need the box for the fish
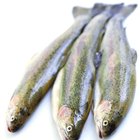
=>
[52,4,123,140]
[93,4,137,139]
[6,4,106,132]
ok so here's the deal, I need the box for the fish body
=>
[6,4,105,132]
[52,4,123,140]
[93,5,137,138]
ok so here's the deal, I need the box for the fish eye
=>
[66,125,73,132]
[103,120,108,126]
[11,116,17,122]
[11,116,14,121]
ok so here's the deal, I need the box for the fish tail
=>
[114,4,137,21]
[72,3,110,18]
[72,6,91,18]
[102,3,124,18]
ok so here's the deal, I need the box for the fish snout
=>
[98,129,103,139]
[6,115,20,132]
[96,125,104,139]
[6,113,23,132]
[7,125,20,132]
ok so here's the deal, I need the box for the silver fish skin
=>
[6,4,105,132]
[52,4,123,140]
[93,4,137,138]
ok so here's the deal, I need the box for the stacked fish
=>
[6,3,137,140]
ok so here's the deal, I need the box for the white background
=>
[0,0,140,140]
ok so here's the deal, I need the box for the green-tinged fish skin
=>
[6,5,106,133]
[52,4,123,140]
[93,4,137,139]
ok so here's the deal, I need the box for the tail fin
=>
[72,3,109,18]
[72,6,91,18]
[113,4,137,21]
[101,3,124,18]
[72,3,124,19]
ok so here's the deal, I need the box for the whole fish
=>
[52,4,123,140]
[93,5,137,138]
[6,4,106,132]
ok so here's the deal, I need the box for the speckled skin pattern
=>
[6,13,94,132]
[52,5,122,140]
[93,5,137,138]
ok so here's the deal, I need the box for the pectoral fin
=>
[131,48,137,64]
[94,51,102,69]
[74,102,89,119]
[60,51,71,69]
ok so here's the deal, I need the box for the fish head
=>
[6,95,29,132]
[94,100,122,138]
[57,105,83,140]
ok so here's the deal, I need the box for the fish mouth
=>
[8,126,12,132]
[7,121,21,132]
[62,136,68,140]
[60,130,77,140]
[59,128,69,140]
[98,128,103,139]
[63,132,69,140]
[7,122,14,132]
[7,125,20,132]
[96,126,103,139]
